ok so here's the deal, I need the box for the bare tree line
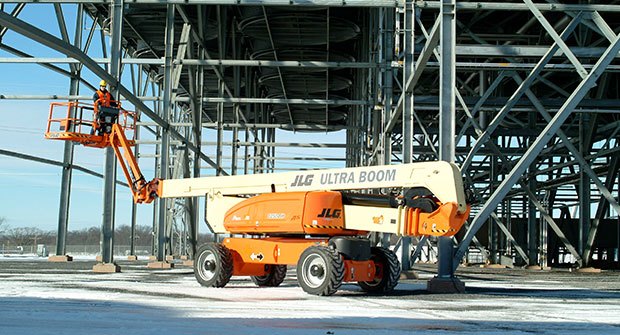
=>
[0,217,153,251]
[1,216,214,254]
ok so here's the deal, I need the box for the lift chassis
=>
[46,101,470,296]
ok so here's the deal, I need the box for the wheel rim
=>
[301,254,326,289]
[198,250,217,281]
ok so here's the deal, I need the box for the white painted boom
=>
[160,161,467,214]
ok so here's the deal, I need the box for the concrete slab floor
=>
[1,257,619,334]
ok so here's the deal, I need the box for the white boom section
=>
[160,161,467,214]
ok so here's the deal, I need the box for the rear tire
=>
[358,247,401,293]
[296,246,344,296]
[251,265,287,287]
[194,243,233,288]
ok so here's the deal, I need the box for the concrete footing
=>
[165,255,174,262]
[127,255,138,261]
[48,255,73,262]
[148,255,157,261]
[526,265,551,271]
[147,261,174,269]
[427,277,466,293]
[181,260,193,267]
[400,270,418,280]
[93,263,121,273]
[180,255,189,261]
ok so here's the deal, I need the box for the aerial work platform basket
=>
[44,100,156,203]
[45,101,136,148]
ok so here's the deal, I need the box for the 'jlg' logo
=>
[318,208,341,219]
[290,174,314,187]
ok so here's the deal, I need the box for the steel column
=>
[399,1,415,270]
[54,4,83,258]
[436,0,456,279]
[578,114,592,255]
[100,0,124,266]
[156,3,175,262]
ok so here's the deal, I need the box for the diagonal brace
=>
[0,10,224,174]
[454,30,620,270]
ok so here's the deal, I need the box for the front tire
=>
[296,246,344,296]
[358,247,401,293]
[194,243,234,288]
[251,265,287,287]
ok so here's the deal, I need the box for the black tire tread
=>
[322,246,345,296]
[358,247,401,293]
[297,246,344,296]
[194,243,234,288]
[251,265,287,287]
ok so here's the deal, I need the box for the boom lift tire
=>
[251,265,288,287]
[296,246,345,296]
[194,243,234,288]
[358,247,401,293]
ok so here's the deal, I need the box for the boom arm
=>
[159,161,467,214]
[109,123,159,204]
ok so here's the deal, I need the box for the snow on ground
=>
[1,256,619,334]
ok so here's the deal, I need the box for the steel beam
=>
[156,3,175,263]
[7,56,620,68]
[387,14,439,133]
[584,156,620,265]
[490,212,529,264]
[516,74,620,217]
[0,149,128,187]
[399,1,415,270]
[3,0,620,10]
[0,9,222,173]
[0,0,404,6]
[186,11,203,258]
[522,0,587,78]
[0,94,369,105]
[435,0,456,279]
[54,4,83,258]
[525,187,583,265]
[461,14,583,171]
[416,1,620,12]
[454,30,620,270]
[99,0,124,266]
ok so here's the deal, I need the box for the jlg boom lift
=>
[46,101,470,296]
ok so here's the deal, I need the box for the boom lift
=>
[46,102,470,296]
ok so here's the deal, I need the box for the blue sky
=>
[0,4,152,231]
[0,4,346,232]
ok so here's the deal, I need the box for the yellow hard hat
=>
[99,80,107,87]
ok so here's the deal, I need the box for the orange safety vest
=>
[95,89,114,107]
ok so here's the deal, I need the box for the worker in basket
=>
[93,80,119,135]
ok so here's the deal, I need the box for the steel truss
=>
[0,1,618,274]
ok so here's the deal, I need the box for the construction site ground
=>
[1,256,619,334]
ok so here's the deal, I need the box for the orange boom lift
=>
[46,101,470,296]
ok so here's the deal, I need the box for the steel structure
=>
[1,1,619,278]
